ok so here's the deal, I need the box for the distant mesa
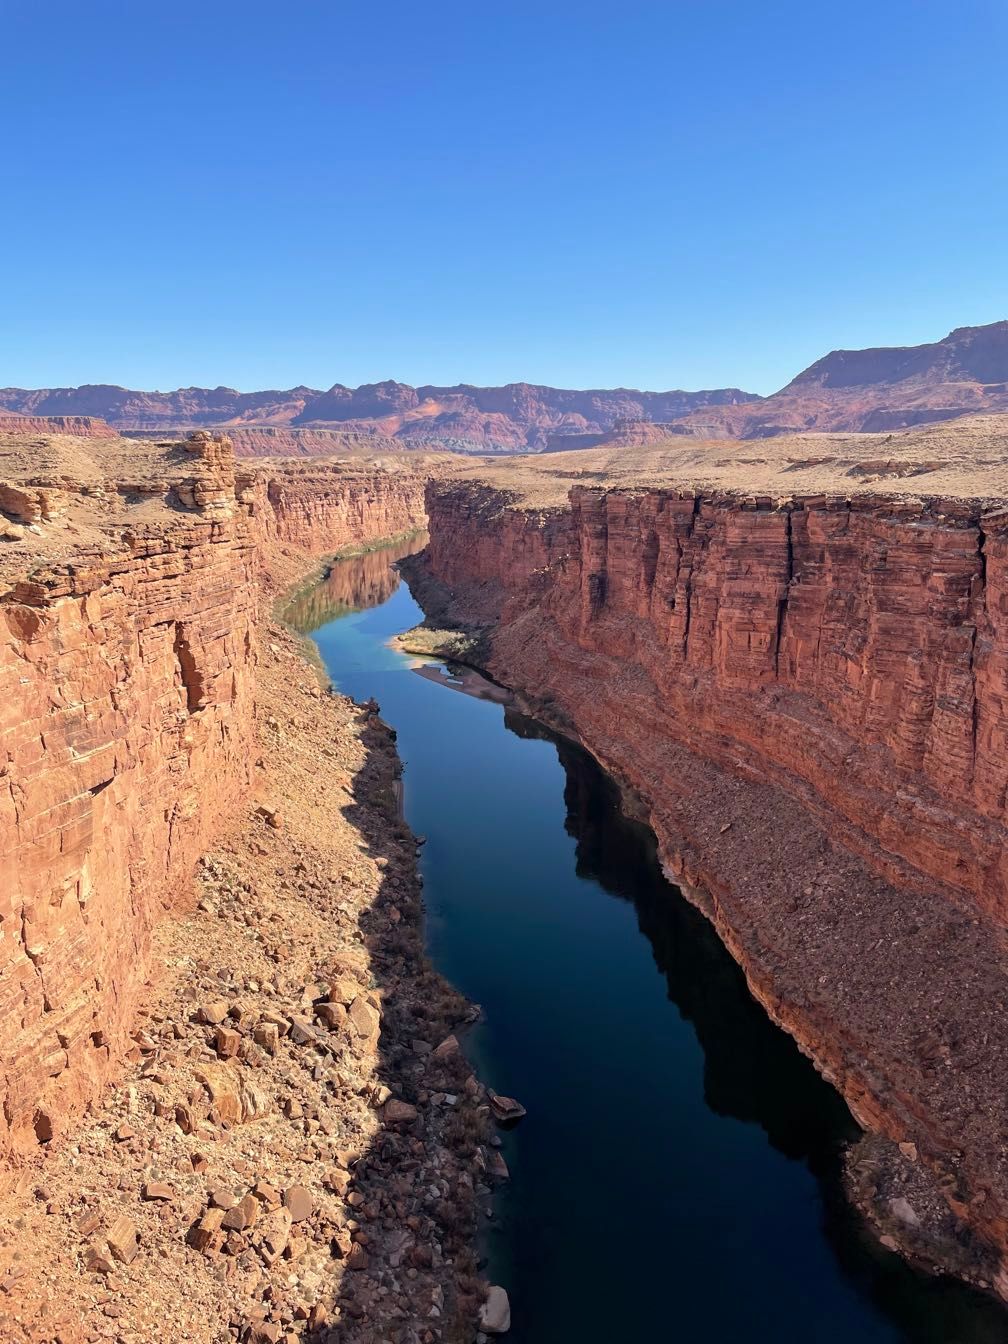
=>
[0,412,118,438]
[668,320,1008,440]
[3,320,1007,453]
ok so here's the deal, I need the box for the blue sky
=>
[2,0,1006,395]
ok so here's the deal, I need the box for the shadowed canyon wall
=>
[0,437,426,1158]
[417,479,1008,1283]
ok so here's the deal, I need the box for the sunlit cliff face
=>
[417,476,1008,1289]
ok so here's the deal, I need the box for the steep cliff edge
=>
[0,432,427,1159]
[415,477,1008,1290]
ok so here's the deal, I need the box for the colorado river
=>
[287,536,1005,1344]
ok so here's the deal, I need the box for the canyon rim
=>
[4,395,1008,1338]
[4,5,1008,1337]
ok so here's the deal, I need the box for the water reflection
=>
[282,533,426,632]
[506,709,1008,1344]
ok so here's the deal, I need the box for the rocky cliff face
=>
[262,463,425,553]
[0,414,117,438]
[0,434,427,1158]
[418,479,1008,1286]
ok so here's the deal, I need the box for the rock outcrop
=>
[0,414,117,438]
[0,433,427,1158]
[262,462,426,554]
[415,477,1008,1289]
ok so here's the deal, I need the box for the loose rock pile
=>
[0,604,507,1343]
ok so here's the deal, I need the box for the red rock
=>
[252,1180,280,1207]
[187,1207,225,1253]
[282,1185,313,1223]
[488,1091,526,1123]
[253,1023,279,1054]
[214,1026,241,1058]
[141,1182,174,1202]
[421,475,1008,1288]
[222,1193,259,1231]
[314,1001,346,1030]
[347,996,379,1044]
[0,443,426,1161]
[106,1216,139,1265]
[324,1167,350,1196]
[383,1099,418,1125]
[326,977,361,1006]
[347,1242,369,1271]
[84,1243,115,1275]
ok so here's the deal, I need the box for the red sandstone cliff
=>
[0,414,117,438]
[0,433,427,1158]
[416,478,1008,1288]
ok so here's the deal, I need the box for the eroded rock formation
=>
[415,478,1008,1288]
[0,414,117,438]
[0,433,427,1157]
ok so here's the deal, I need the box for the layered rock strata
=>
[415,479,1008,1288]
[0,610,490,1344]
[0,433,427,1159]
[0,415,117,439]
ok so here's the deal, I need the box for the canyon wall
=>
[262,463,426,553]
[0,415,117,438]
[418,479,1008,1280]
[425,483,1008,916]
[0,436,427,1158]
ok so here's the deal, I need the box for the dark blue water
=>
[291,541,1007,1344]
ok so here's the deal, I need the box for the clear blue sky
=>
[2,0,1006,395]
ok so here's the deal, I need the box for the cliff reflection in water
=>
[503,707,1008,1342]
[283,534,427,633]
[503,706,854,1156]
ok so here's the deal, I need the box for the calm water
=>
[290,539,1007,1344]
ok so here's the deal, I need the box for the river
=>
[286,536,1006,1344]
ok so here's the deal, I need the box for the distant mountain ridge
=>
[3,321,1007,451]
[0,380,758,452]
[671,321,1008,439]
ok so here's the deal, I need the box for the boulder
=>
[195,1064,243,1124]
[384,1099,419,1125]
[488,1091,526,1123]
[283,1185,313,1223]
[347,995,380,1043]
[106,1216,138,1265]
[479,1285,511,1334]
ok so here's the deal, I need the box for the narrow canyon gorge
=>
[0,433,427,1161]
[409,468,1008,1293]
[4,421,1008,1339]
